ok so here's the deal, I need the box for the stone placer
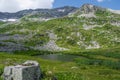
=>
[2,61,41,80]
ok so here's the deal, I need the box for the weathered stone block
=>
[3,61,41,80]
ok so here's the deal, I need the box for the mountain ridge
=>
[0,6,78,20]
[0,3,120,52]
[0,4,120,20]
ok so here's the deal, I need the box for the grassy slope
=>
[0,17,119,49]
[0,47,120,80]
[0,22,5,26]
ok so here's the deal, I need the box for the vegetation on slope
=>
[0,16,120,51]
[0,47,120,80]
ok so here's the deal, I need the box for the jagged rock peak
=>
[80,3,106,14]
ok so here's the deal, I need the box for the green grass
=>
[0,47,120,80]
[0,22,5,26]
[0,16,119,50]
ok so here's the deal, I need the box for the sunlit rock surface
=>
[3,61,41,80]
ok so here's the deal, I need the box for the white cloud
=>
[97,0,104,2]
[0,0,54,12]
[96,0,111,2]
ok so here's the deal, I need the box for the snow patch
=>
[25,18,52,22]
[58,9,65,12]
[0,19,17,22]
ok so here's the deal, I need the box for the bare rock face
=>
[80,4,106,14]
[2,61,41,80]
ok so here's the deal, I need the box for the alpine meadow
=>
[0,2,120,80]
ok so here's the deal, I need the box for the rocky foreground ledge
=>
[2,61,41,80]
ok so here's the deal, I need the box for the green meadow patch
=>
[0,47,120,80]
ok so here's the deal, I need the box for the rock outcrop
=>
[2,61,41,80]
[80,4,106,14]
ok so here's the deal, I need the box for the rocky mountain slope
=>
[0,6,77,21]
[0,4,120,52]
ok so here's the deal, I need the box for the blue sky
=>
[53,0,120,10]
[0,0,119,12]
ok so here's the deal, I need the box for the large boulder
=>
[2,61,41,80]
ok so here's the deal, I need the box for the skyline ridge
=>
[0,3,119,13]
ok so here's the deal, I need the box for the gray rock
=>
[3,61,41,80]
[80,4,106,14]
